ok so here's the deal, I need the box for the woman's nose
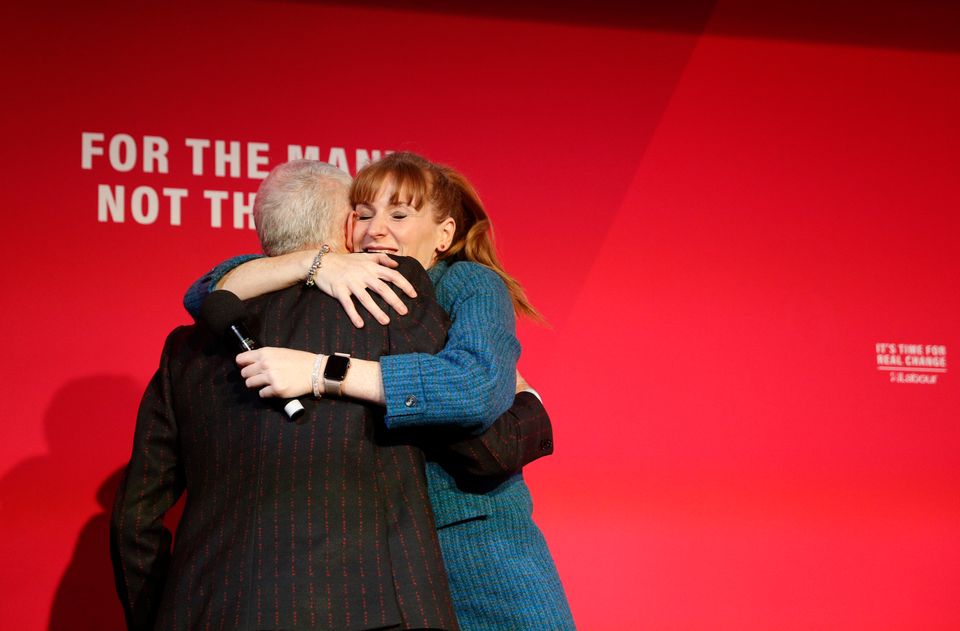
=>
[368,213,388,236]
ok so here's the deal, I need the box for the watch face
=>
[324,354,351,381]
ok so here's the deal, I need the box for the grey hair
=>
[254,160,353,255]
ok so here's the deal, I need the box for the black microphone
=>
[200,289,305,420]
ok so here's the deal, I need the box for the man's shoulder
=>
[165,320,224,352]
[243,283,392,354]
[243,284,337,314]
[162,323,203,350]
[153,323,222,379]
[243,284,309,311]
[244,284,350,333]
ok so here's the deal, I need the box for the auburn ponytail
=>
[438,167,542,321]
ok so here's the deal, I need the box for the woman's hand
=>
[312,253,418,327]
[237,347,316,399]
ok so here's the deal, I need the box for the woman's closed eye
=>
[388,203,415,219]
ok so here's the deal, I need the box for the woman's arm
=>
[237,350,551,486]
[182,253,262,318]
[236,348,387,403]
[182,250,419,326]
[236,262,520,434]
[379,262,520,432]
[216,250,312,299]
[246,264,520,432]
[236,256,440,405]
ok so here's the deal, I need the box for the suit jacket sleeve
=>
[426,391,555,483]
[110,329,188,631]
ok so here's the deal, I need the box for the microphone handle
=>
[228,323,260,352]
[228,322,305,420]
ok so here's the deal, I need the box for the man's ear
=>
[345,211,357,252]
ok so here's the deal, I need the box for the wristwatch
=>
[323,352,351,397]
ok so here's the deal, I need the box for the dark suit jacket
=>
[111,257,463,631]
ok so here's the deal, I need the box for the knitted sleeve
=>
[181,254,263,319]
[380,262,520,433]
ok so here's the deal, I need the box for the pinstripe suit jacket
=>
[180,257,566,629]
[112,258,463,630]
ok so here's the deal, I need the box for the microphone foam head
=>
[200,290,247,335]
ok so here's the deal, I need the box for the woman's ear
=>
[437,217,456,252]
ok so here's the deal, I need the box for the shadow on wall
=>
[0,375,141,630]
[49,468,127,631]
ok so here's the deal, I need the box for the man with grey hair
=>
[254,159,353,255]
[114,160,553,630]
[112,159,466,630]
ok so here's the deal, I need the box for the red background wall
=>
[2,1,958,628]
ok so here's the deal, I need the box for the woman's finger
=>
[369,252,399,268]
[337,292,366,328]
[367,279,407,316]
[378,267,417,299]
[351,285,391,325]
